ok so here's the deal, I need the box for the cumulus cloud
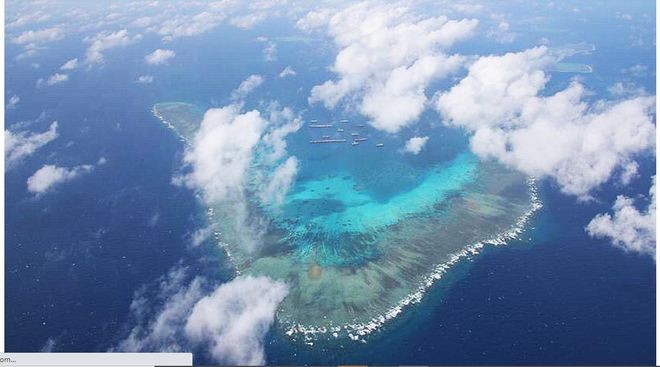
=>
[262,41,277,61]
[258,156,298,206]
[300,2,478,133]
[487,20,517,43]
[6,95,20,110]
[15,44,42,60]
[231,75,264,101]
[60,58,79,70]
[11,27,64,45]
[26,164,94,195]
[258,104,303,163]
[184,276,288,365]
[189,226,214,248]
[7,10,51,29]
[116,266,288,366]
[278,66,296,78]
[145,49,176,65]
[37,73,69,87]
[180,102,301,251]
[85,29,142,65]
[5,121,58,168]
[10,27,63,60]
[183,105,266,203]
[136,75,154,84]
[230,12,268,29]
[403,136,429,155]
[587,176,655,257]
[116,266,205,353]
[435,46,656,198]
[156,11,225,41]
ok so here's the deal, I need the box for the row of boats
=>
[308,119,383,147]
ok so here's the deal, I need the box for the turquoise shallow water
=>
[274,153,478,266]
[153,102,537,337]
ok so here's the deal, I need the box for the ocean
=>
[5,4,655,364]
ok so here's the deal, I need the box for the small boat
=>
[376,143,384,147]
[310,119,318,122]
[337,128,344,132]
[322,135,330,139]
[340,119,349,123]
[357,124,365,128]
[354,137,367,142]
[309,124,333,128]
[352,141,359,146]
[351,132,359,136]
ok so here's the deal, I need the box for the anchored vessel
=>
[310,139,348,144]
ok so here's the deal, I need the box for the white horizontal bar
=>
[0,353,192,366]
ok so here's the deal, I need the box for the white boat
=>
[376,143,384,147]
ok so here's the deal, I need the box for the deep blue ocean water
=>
[5,2,655,364]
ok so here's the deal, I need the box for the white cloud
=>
[85,29,143,65]
[262,41,277,61]
[11,27,64,44]
[619,161,639,185]
[450,3,485,15]
[403,136,429,155]
[116,266,205,353]
[189,226,214,247]
[231,75,264,101]
[435,46,656,198]
[607,82,645,97]
[587,176,655,257]
[26,164,94,194]
[6,95,20,110]
[436,47,554,131]
[7,11,51,29]
[183,105,266,203]
[278,66,296,78]
[301,2,478,133]
[180,102,301,250]
[60,58,79,70]
[184,276,288,365]
[622,64,649,77]
[116,266,288,366]
[5,121,59,168]
[145,49,176,65]
[156,11,225,41]
[136,75,155,84]
[258,104,302,163]
[132,16,154,28]
[258,156,298,206]
[230,12,267,29]
[15,45,42,60]
[487,21,517,43]
[37,73,69,87]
